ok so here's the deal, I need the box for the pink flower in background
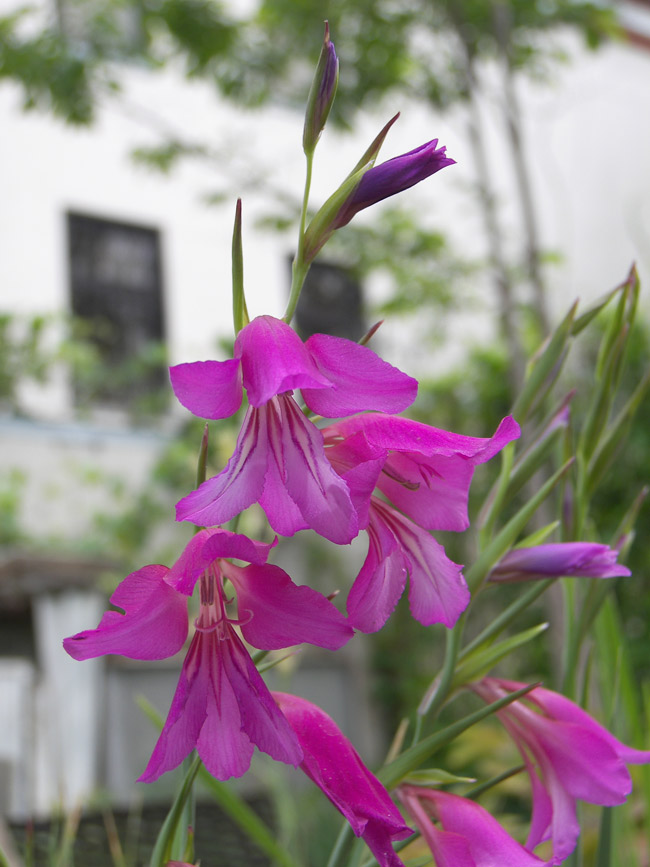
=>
[473,678,650,863]
[488,542,630,583]
[399,787,549,867]
[171,315,417,543]
[274,692,412,867]
[323,413,519,630]
[64,529,352,782]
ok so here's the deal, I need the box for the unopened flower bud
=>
[488,542,630,583]
[303,22,339,155]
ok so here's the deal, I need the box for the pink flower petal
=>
[334,414,520,461]
[140,624,302,782]
[262,395,358,543]
[346,510,407,633]
[324,428,387,529]
[63,565,187,661]
[274,693,412,867]
[350,500,469,631]
[400,791,474,867]
[170,359,242,419]
[402,788,550,867]
[302,334,418,416]
[175,404,268,526]
[474,678,650,864]
[523,754,553,853]
[166,528,275,596]
[235,315,332,406]
[177,397,358,544]
[378,451,476,532]
[330,414,519,532]
[220,631,303,768]
[139,628,252,781]
[223,562,353,650]
[506,682,650,765]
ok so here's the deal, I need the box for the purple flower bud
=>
[331,139,455,230]
[488,542,631,583]
[303,22,339,154]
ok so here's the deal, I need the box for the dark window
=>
[67,212,166,406]
[291,260,366,342]
[0,604,35,661]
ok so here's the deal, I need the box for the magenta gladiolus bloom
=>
[332,140,455,230]
[64,529,352,781]
[274,692,412,867]
[400,787,550,867]
[473,678,650,863]
[488,542,630,583]
[346,496,468,632]
[323,413,519,630]
[171,316,417,543]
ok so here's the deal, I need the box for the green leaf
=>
[452,623,549,688]
[511,300,577,423]
[379,683,537,789]
[571,283,625,335]
[459,579,554,662]
[580,321,630,461]
[232,198,248,332]
[513,521,560,548]
[404,768,476,786]
[587,368,650,494]
[463,764,526,799]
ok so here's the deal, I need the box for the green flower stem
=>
[326,823,354,867]
[463,764,526,800]
[379,683,538,790]
[149,754,202,867]
[459,578,554,661]
[172,754,197,862]
[284,150,314,324]
[418,617,464,720]
[561,578,579,699]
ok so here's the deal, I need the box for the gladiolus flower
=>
[399,787,550,867]
[488,542,630,583]
[346,496,468,632]
[472,678,650,863]
[274,693,412,867]
[64,529,352,782]
[323,413,519,630]
[171,315,417,543]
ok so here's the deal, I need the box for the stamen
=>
[229,608,253,627]
[381,465,420,490]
